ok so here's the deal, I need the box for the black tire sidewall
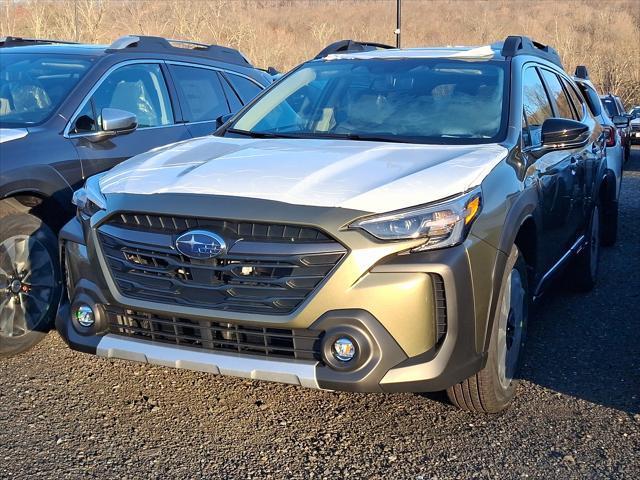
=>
[0,214,61,357]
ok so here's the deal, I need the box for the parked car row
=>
[629,105,640,144]
[0,34,633,413]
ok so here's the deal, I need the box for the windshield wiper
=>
[227,128,412,144]
[226,128,297,139]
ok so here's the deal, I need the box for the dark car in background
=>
[600,93,631,161]
[629,106,640,144]
[0,35,271,357]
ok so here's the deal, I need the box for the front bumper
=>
[58,195,506,393]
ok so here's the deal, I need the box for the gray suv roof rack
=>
[314,39,395,59]
[498,35,563,68]
[106,35,252,67]
[0,36,78,48]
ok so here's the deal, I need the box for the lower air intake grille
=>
[106,308,322,361]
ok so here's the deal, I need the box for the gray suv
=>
[58,36,610,412]
[0,36,271,357]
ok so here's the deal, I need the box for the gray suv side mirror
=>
[612,115,630,128]
[101,108,137,134]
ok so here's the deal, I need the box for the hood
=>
[0,128,28,144]
[100,136,507,213]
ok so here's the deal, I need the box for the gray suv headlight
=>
[72,174,106,219]
[349,189,482,251]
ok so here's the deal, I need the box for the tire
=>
[600,200,618,247]
[568,204,600,292]
[0,214,61,358]
[446,245,529,413]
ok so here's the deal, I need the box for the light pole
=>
[395,0,402,48]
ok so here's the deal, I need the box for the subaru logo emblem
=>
[175,230,227,259]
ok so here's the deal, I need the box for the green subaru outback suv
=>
[52,36,613,412]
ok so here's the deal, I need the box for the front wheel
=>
[0,214,61,358]
[446,245,529,413]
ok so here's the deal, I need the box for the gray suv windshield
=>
[0,53,93,127]
[229,58,507,144]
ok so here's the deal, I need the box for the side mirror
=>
[216,112,235,128]
[612,115,630,127]
[101,108,137,135]
[541,118,590,150]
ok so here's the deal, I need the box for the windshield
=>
[600,98,618,117]
[228,58,508,144]
[0,53,93,127]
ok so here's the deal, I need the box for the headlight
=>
[72,174,106,219]
[348,189,482,251]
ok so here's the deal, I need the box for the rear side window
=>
[225,74,263,104]
[562,78,585,120]
[219,76,243,112]
[169,65,230,123]
[522,67,553,147]
[577,83,602,117]
[540,69,576,120]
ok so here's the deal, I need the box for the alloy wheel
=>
[0,235,55,338]
[497,266,526,389]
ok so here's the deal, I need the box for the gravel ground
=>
[1,149,639,479]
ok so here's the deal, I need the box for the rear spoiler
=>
[574,65,590,80]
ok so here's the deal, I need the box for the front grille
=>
[107,307,322,360]
[431,274,447,345]
[110,212,333,242]
[97,214,346,315]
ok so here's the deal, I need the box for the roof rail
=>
[0,36,78,48]
[106,35,252,67]
[499,35,563,68]
[314,39,395,59]
[574,65,590,80]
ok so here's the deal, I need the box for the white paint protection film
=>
[99,136,507,213]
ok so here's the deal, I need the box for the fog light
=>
[332,337,356,362]
[75,304,95,327]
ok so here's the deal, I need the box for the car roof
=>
[322,45,501,61]
[1,36,257,70]
[1,43,107,56]
[317,36,564,69]
[1,37,271,84]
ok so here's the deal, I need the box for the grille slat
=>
[113,213,332,242]
[98,213,346,314]
[107,308,322,360]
